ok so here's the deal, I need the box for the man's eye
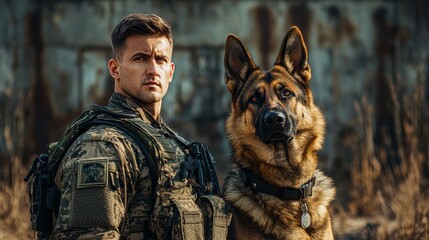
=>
[135,56,146,61]
[156,57,168,63]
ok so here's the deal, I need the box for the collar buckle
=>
[300,177,315,199]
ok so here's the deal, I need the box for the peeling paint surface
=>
[1,0,428,177]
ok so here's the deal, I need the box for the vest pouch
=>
[197,195,232,240]
[151,190,204,240]
[170,198,205,240]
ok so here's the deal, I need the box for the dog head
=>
[224,26,325,173]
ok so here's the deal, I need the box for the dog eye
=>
[249,95,261,104]
[281,89,293,99]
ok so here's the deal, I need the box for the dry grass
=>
[340,75,429,239]
[0,87,34,238]
[0,161,33,239]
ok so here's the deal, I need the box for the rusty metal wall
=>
[1,0,428,180]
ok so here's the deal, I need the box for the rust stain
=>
[287,3,312,50]
[88,68,113,106]
[318,5,358,49]
[372,6,402,162]
[252,4,276,70]
[25,10,54,155]
[373,7,395,60]
[77,46,112,109]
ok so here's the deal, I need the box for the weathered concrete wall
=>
[1,0,428,179]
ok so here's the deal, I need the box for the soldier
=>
[49,13,230,239]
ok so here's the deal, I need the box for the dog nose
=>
[264,110,285,127]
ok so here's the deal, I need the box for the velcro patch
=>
[77,158,108,188]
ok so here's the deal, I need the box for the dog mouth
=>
[262,132,293,143]
[267,132,287,141]
[259,132,294,145]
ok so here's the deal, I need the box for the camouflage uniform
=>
[51,93,208,239]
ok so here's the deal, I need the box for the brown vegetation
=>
[0,164,32,239]
[334,76,429,239]
[0,89,33,239]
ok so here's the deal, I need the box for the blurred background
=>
[1,0,428,239]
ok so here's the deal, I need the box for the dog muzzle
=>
[255,109,296,143]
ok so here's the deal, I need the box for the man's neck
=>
[112,92,162,121]
[141,102,161,121]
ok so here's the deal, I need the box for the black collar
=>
[239,168,315,201]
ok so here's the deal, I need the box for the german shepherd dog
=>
[222,26,336,240]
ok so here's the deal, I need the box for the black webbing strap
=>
[240,168,315,200]
[89,119,159,196]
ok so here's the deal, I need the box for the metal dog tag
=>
[301,212,311,229]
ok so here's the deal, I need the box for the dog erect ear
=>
[275,26,311,82]
[224,34,257,97]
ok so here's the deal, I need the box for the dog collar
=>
[239,168,316,201]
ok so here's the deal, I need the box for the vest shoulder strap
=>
[47,104,159,197]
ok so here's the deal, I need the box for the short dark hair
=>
[110,13,173,59]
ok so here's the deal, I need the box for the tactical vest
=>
[26,104,231,240]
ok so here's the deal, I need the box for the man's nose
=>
[147,58,159,76]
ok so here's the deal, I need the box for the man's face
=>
[110,34,174,109]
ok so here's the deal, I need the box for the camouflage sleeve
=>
[51,125,149,239]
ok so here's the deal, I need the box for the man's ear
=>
[224,34,257,98]
[169,62,175,83]
[108,58,120,80]
[275,26,311,82]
